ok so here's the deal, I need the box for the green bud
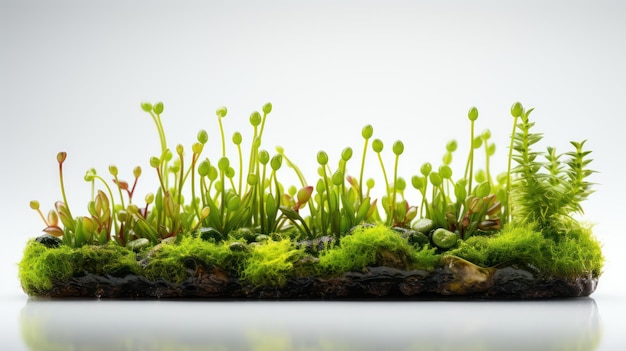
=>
[468,106,479,121]
[109,165,118,177]
[411,175,425,190]
[443,152,453,165]
[288,185,297,197]
[84,168,96,181]
[395,177,406,192]
[141,102,153,112]
[198,159,210,176]
[232,132,242,145]
[192,142,203,154]
[420,162,432,176]
[262,102,273,114]
[372,139,384,153]
[429,172,442,187]
[487,143,496,156]
[153,102,164,114]
[216,106,228,118]
[481,129,491,140]
[117,210,128,222]
[392,140,404,156]
[227,195,241,211]
[270,154,283,171]
[474,169,487,184]
[317,151,328,166]
[150,156,160,168]
[439,165,453,179]
[275,146,284,154]
[225,167,235,179]
[207,166,218,181]
[332,170,344,186]
[341,147,353,161]
[29,200,40,210]
[361,125,374,139]
[133,166,142,178]
[259,150,270,165]
[197,130,209,144]
[250,111,262,126]
[247,173,259,185]
[472,136,483,149]
[366,178,375,189]
[176,144,184,156]
[475,181,491,198]
[57,152,67,164]
[145,193,154,204]
[511,102,524,118]
[163,149,173,162]
[217,157,230,171]
[446,140,458,152]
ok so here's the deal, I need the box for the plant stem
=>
[505,115,519,223]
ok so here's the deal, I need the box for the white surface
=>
[1,1,625,350]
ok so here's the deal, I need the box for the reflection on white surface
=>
[20,298,600,351]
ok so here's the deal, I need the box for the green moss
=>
[241,239,303,287]
[19,240,139,295]
[143,236,248,283]
[318,225,433,274]
[449,222,603,277]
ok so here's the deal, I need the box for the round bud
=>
[420,162,432,176]
[145,193,155,204]
[176,144,184,156]
[217,157,230,171]
[150,157,160,168]
[341,147,353,161]
[475,169,487,183]
[30,200,40,210]
[317,151,328,166]
[481,129,491,140]
[332,170,344,186]
[208,166,218,181]
[163,149,173,162]
[361,125,374,139]
[197,130,209,144]
[109,165,118,177]
[198,159,210,176]
[262,102,272,114]
[275,146,284,154]
[250,111,262,126]
[247,173,259,185]
[259,150,270,165]
[133,166,142,178]
[153,102,164,114]
[468,106,479,121]
[411,175,425,190]
[57,152,67,164]
[216,106,228,118]
[141,102,153,112]
[225,167,235,179]
[232,132,242,145]
[84,168,96,181]
[442,152,453,165]
[192,142,203,154]
[439,165,453,179]
[270,154,283,171]
[446,140,458,152]
[288,185,297,197]
[392,140,404,156]
[429,172,443,187]
[372,139,384,153]
[487,143,496,156]
[366,178,375,189]
[395,177,406,191]
[510,102,524,118]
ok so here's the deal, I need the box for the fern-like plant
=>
[510,104,594,237]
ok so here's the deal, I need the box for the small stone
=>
[431,228,458,249]
[229,241,248,252]
[35,234,62,248]
[412,218,435,234]
[127,238,150,251]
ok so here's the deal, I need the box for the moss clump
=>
[19,240,139,295]
[318,225,434,274]
[143,236,249,283]
[449,222,603,277]
[241,239,304,287]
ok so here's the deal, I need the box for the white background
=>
[1,1,625,350]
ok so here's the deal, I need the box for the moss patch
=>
[449,222,603,277]
[241,239,304,287]
[19,240,138,295]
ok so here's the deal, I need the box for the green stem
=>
[391,154,400,225]
[359,138,370,200]
[505,115,519,223]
